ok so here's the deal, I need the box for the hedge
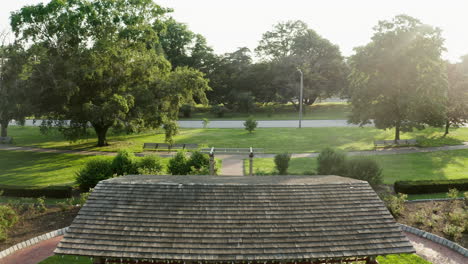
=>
[394,179,468,194]
[0,185,73,198]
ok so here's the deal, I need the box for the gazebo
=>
[55,175,414,264]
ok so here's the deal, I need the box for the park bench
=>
[143,143,198,151]
[374,139,417,148]
[200,147,264,154]
[0,137,12,144]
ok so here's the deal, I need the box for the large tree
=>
[0,33,31,138]
[445,58,468,135]
[348,15,448,140]
[12,0,210,146]
[256,20,348,108]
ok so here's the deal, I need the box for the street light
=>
[297,68,303,128]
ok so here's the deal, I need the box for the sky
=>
[2,0,468,62]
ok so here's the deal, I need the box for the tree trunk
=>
[304,95,318,106]
[394,121,401,142]
[443,120,450,137]
[0,119,8,137]
[94,125,109,147]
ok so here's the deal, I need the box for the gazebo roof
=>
[55,175,414,261]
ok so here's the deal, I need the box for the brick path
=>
[0,236,62,264]
[404,232,467,264]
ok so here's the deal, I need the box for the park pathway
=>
[0,236,62,264]
[1,142,468,176]
[404,232,467,264]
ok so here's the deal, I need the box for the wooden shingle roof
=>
[55,175,414,261]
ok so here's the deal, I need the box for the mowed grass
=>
[181,102,351,120]
[7,126,468,153]
[247,149,468,184]
[39,254,431,264]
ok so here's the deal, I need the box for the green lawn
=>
[181,102,351,120]
[39,254,430,264]
[407,192,466,200]
[247,149,468,184]
[7,126,467,154]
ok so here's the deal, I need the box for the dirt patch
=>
[397,200,467,248]
[0,207,79,251]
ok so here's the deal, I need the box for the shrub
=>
[274,153,291,175]
[168,151,190,175]
[234,92,256,113]
[394,179,468,194]
[244,116,258,133]
[0,205,19,241]
[0,185,72,198]
[384,193,407,217]
[211,105,227,118]
[180,104,193,118]
[112,149,138,176]
[187,151,210,170]
[345,158,383,186]
[35,197,47,213]
[317,148,346,175]
[202,118,210,128]
[447,188,460,199]
[443,224,464,241]
[76,157,113,191]
[137,155,163,174]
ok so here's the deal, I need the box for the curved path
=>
[404,232,467,264]
[0,236,62,264]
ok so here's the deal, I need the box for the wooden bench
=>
[0,137,12,144]
[143,143,199,151]
[374,139,417,148]
[200,148,264,154]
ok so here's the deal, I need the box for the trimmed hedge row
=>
[0,185,72,198]
[394,179,468,194]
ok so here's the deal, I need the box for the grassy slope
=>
[0,150,172,187]
[247,149,468,184]
[181,102,351,120]
[39,254,431,264]
[8,126,468,153]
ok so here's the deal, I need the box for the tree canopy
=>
[445,57,468,135]
[11,0,210,146]
[348,15,448,140]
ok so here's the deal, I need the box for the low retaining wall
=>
[399,223,468,257]
[0,227,68,259]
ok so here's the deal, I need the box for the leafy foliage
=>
[317,148,346,175]
[274,153,291,174]
[345,158,383,186]
[0,205,19,241]
[168,151,214,175]
[167,151,190,175]
[137,155,163,174]
[383,193,407,217]
[348,15,448,140]
[244,116,258,133]
[111,150,138,176]
[76,157,113,191]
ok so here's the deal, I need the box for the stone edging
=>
[398,223,468,257]
[406,198,464,203]
[0,227,69,259]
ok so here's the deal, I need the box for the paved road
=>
[10,119,368,128]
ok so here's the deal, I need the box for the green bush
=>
[274,153,291,175]
[202,118,210,128]
[76,157,113,191]
[168,151,190,175]
[345,158,383,186]
[394,179,468,194]
[180,104,193,118]
[112,149,138,176]
[0,185,72,198]
[383,193,407,217]
[211,105,227,118]
[137,155,163,174]
[317,148,346,175]
[244,116,258,133]
[0,205,19,241]
[187,151,210,170]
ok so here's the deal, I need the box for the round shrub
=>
[0,205,19,241]
[211,105,227,118]
[76,157,113,191]
[345,158,383,186]
[274,153,291,175]
[168,151,190,175]
[188,151,210,170]
[244,116,258,133]
[112,149,138,176]
[317,148,346,175]
[137,155,164,174]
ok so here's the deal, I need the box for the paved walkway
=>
[404,232,467,264]
[0,236,62,264]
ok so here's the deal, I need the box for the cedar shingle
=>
[55,175,414,260]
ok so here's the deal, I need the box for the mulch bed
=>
[397,200,467,248]
[0,207,79,251]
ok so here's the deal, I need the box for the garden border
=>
[0,226,68,259]
[398,223,468,257]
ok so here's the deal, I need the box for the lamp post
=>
[297,68,303,128]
